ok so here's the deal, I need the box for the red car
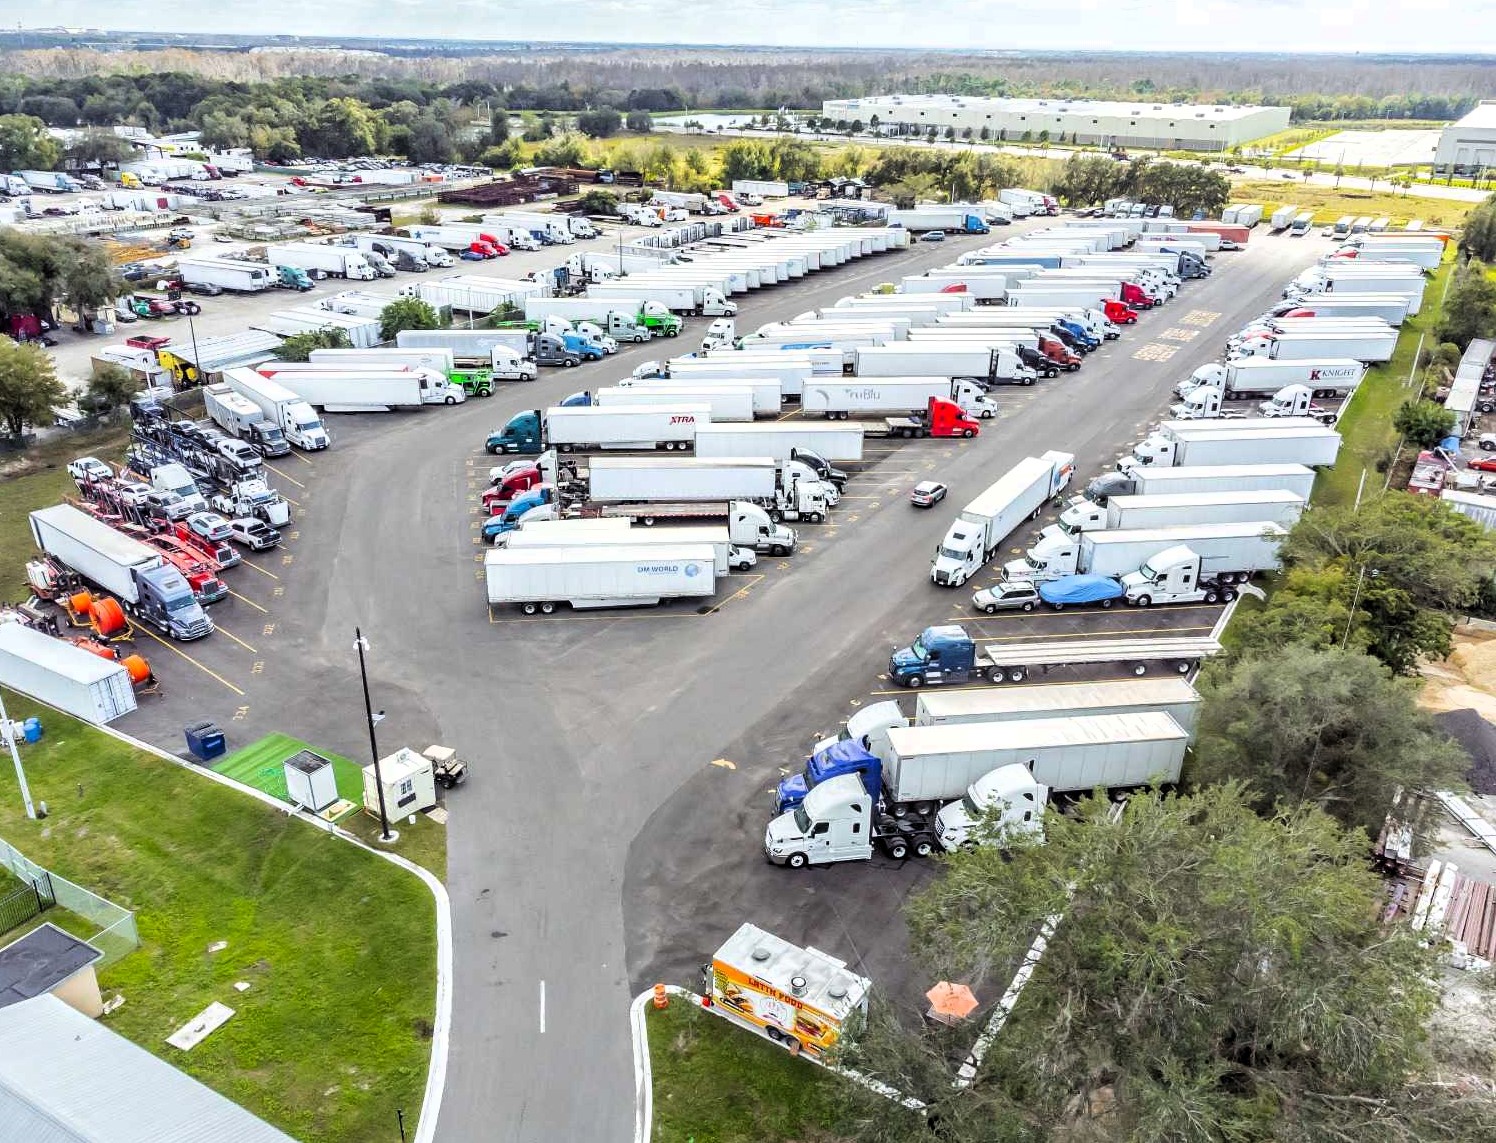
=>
[1467,456,1496,472]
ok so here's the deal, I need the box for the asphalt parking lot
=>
[42,217,1336,1141]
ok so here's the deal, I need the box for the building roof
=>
[0,924,102,1009]
[0,995,298,1143]
[827,93,1281,123]
[1449,101,1496,133]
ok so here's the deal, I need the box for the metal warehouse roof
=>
[0,995,297,1143]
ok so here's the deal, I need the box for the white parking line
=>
[540,979,547,1034]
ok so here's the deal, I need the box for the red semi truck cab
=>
[1117,282,1155,309]
[1102,299,1138,325]
[482,465,544,514]
[1037,334,1082,371]
[925,397,981,438]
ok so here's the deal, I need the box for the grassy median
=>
[1232,181,1478,230]
[0,688,437,1143]
[648,1001,850,1142]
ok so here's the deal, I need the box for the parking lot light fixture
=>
[354,628,394,842]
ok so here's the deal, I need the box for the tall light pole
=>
[0,688,36,820]
[354,628,394,842]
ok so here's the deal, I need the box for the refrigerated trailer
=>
[1229,330,1398,364]
[1121,425,1341,471]
[1082,463,1317,505]
[591,385,756,422]
[1180,357,1367,399]
[484,544,717,612]
[176,257,276,293]
[627,376,782,415]
[585,456,777,501]
[915,678,1200,734]
[693,423,866,462]
[0,622,138,724]
[1055,489,1306,534]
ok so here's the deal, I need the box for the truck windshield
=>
[937,545,966,561]
[910,637,929,662]
[960,792,984,816]
[793,806,812,834]
[164,591,198,613]
[261,427,286,442]
[1138,558,1162,580]
[1060,520,1082,536]
[294,416,320,432]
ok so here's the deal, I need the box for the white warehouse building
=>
[821,94,1292,152]
[1434,101,1496,174]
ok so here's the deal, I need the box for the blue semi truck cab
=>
[774,739,882,814]
[486,409,543,455]
[480,485,556,541]
[888,624,983,688]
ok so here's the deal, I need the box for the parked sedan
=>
[920,230,947,243]
[971,580,1041,614]
[1038,574,1125,610]
[910,480,948,508]
[1468,455,1496,472]
[459,249,487,261]
[186,511,234,544]
[229,517,281,550]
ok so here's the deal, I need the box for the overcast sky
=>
[35,0,1485,53]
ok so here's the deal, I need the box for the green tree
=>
[533,131,593,168]
[624,110,653,133]
[1436,258,1496,348]
[378,297,441,343]
[303,97,379,158]
[1393,398,1458,447]
[1194,647,1467,831]
[56,238,124,320]
[479,140,525,170]
[272,327,353,362]
[841,786,1485,1142]
[576,108,622,138]
[1457,193,1496,262]
[576,189,619,215]
[0,114,60,171]
[84,362,139,415]
[63,130,133,170]
[405,115,454,164]
[0,338,68,438]
[488,108,510,144]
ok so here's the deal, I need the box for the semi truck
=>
[257,366,464,412]
[486,210,587,243]
[930,452,1075,587]
[1268,294,1411,325]
[899,273,1004,301]
[576,482,798,556]
[393,330,540,380]
[889,624,1222,687]
[349,233,453,269]
[1055,489,1305,534]
[485,406,708,454]
[267,243,376,281]
[1006,520,1287,583]
[308,347,496,398]
[1229,330,1397,364]
[202,384,291,457]
[763,712,1187,866]
[521,296,681,339]
[29,504,214,641]
[588,280,736,317]
[177,257,276,294]
[402,276,542,316]
[1120,425,1341,472]
[802,377,995,420]
[223,368,331,450]
[693,423,866,463]
[851,343,1037,386]
[780,678,1199,813]
[1178,357,1366,400]
[484,544,716,614]
[1082,462,1317,506]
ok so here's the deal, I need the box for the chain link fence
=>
[0,838,139,965]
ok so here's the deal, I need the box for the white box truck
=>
[930,452,1075,587]
[1009,520,1286,582]
[0,622,138,724]
[589,281,735,316]
[1121,425,1340,472]
[484,544,717,613]
[258,368,461,412]
[1054,489,1305,534]
[694,423,866,463]
[223,368,331,450]
[394,329,539,380]
[267,242,376,281]
[176,257,275,293]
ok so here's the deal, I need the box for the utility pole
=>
[0,689,36,819]
[354,628,394,842]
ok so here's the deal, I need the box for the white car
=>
[186,511,234,544]
[229,517,281,551]
[728,546,757,572]
[67,456,113,484]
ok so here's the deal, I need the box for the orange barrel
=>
[91,597,127,636]
[121,655,152,685]
[68,590,94,614]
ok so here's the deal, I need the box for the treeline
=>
[1,47,1489,123]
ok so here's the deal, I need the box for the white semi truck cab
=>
[934,765,1048,851]
[1260,385,1335,422]
[1121,545,1237,606]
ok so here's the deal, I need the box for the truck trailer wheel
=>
[914,839,935,858]
[521,602,539,615]
[1008,667,1026,682]
[1176,660,1194,674]
[1132,663,1148,676]
[786,852,808,869]
[986,667,1006,683]
[540,601,556,614]
[886,839,909,860]
[1221,588,1237,602]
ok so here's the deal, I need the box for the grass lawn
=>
[648,1001,851,1142]
[0,686,438,1143]
[1232,181,1477,230]
[0,420,133,591]
[1313,258,1454,508]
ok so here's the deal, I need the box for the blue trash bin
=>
[22,718,41,744]
[183,721,226,761]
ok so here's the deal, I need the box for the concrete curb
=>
[78,716,453,1143]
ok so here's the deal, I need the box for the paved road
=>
[100,220,1329,1141]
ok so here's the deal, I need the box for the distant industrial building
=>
[821,94,1291,152]
[1434,101,1496,174]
